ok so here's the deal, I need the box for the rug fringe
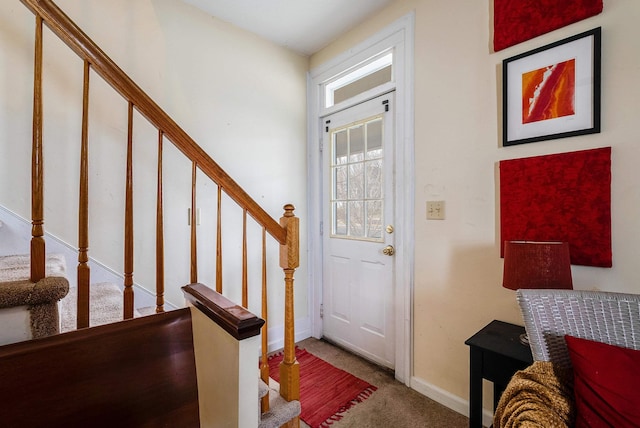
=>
[317,385,378,428]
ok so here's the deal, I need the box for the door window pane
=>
[333,201,347,235]
[330,115,384,241]
[349,125,365,162]
[333,130,348,165]
[365,159,382,199]
[348,163,364,199]
[366,119,383,159]
[366,200,383,239]
[348,201,364,236]
[334,166,347,200]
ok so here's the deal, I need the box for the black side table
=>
[465,320,533,428]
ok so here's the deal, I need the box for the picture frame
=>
[502,27,601,147]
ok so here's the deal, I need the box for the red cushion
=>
[565,335,640,427]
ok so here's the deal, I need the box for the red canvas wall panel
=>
[500,147,611,267]
[494,0,603,52]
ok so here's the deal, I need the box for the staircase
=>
[0,0,301,426]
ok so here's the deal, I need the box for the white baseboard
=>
[411,376,494,427]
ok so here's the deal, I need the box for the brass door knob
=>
[382,245,395,256]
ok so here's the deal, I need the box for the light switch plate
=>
[426,201,445,220]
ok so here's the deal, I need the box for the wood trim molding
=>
[182,283,264,340]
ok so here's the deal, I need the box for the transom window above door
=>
[324,52,393,108]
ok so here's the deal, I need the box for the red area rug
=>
[268,347,377,428]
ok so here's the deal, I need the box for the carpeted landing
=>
[294,338,469,428]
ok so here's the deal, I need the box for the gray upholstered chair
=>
[516,288,640,369]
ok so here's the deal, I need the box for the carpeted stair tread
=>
[136,306,158,317]
[0,253,66,280]
[0,254,69,340]
[259,379,269,400]
[0,253,69,308]
[60,282,141,332]
[259,385,301,428]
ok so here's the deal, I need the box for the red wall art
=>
[522,59,575,124]
[494,0,603,52]
[499,147,612,267]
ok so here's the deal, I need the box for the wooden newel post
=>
[279,204,300,406]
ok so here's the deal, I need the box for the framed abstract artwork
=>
[502,27,601,147]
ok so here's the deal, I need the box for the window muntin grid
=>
[330,116,384,241]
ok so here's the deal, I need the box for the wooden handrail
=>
[20,0,287,245]
[183,283,264,340]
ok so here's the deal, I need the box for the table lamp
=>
[502,241,573,344]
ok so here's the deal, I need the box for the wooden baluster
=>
[279,204,300,421]
[260,227,270,413]
[77,59,91,328]
[190,162,197,284]
[242,209,248,308]
[216,185,223,293]
[155,130,165,313]
[123,102,134,319]
[30,15,45,283]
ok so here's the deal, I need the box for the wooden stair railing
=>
[19,0,299,421]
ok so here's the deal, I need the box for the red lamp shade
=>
[502,241,573,291]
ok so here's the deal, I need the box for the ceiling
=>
[181,0,393,56]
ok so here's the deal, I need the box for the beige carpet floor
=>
[295,338,468,428]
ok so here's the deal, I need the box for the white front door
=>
[321,93,395,369]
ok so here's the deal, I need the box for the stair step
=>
[0,253,67,281]
[60,282,140,332]
[136,306,158,317]
[0,253,70,344]
[259,392,301,428]
[259,379,269,400]
[259,377,301,428]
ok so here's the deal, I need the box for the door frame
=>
[306,12,415,384]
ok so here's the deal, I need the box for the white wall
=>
[311,0,640,416]
[0,0,309,333]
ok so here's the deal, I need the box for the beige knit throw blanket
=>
[493,361,574,428]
